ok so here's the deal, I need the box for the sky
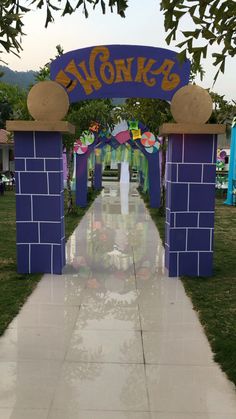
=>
[2,0,236,101]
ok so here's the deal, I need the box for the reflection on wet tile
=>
[76,304,141,331]
[140,306,202,332]
[27,275,85,306]
[52,362,149,411]
[0,408,49,419]
[9,304,78,329]
[1,182,236,417]
[150,413,236,419]
[137,283,188,310]
[0,327,72,361]
[81,288,139,307]
[66,330,143,363]
[85,273,136,293]
[146,364,236,413]
[49,409,150,419]
[0,360,61,408]
[143,331,213,365]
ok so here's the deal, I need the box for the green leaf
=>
[199,2,207,19]
[117,0,128,17]
[192,15,204,25]
[84,3,88,18]
[176,39,188,49]
[189,4,197,15]
[177,49,187,64]
[202,45,208,59]
[62,1,74,16]
[187,38,193,49]
[101,0,106,14]
[0,40,11,52]
[165,28,176,45]
[173,10,185,19]
[209,0,221,15]
[76,0,84,8]
[35,0,44,9]
[45,6,54,27]
[202,28,216,40]
[182,30,201,39]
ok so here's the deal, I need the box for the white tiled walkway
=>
[0,182,236,419]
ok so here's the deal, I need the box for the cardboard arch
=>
[74,124,161,209]
[50,44,191,103]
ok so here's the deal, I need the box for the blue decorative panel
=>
[165,133,217,277]
[14,131,65,274]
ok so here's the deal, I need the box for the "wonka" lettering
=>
[55,46,181,95]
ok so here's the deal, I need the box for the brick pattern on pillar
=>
[15,131,65,274]
[165,134,217,277]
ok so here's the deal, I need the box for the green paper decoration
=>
[143,158,149,193]
[111,149,116,162]
[104,145,111,166]
[118,148,122,162]
[128,120,139,130]
[80,130,95,146]
[133,150,140,169]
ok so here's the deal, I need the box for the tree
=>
[0,98,12,129]
[35,45,64,82]
[209,91,236,124]
[160,0,236,81]
[0,1,127,60]
[0,82,30,128]
[1,1,235,80]
[114,98,172,134]
[0,1,28,59]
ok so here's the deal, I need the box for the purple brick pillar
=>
[76,153,88,207]
[165,133,217,277]
[14,131,65,274]
[94,162,102,190]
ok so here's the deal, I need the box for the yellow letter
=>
[151,59,180,91]
[64,58,101,95]
[63,47,112,95]
[135,58,157,87]
[114,58,134,83]
[100,62,115,84]
[55,69,77,92]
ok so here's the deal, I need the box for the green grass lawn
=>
[0,188,100,336]
[140,190,236,387]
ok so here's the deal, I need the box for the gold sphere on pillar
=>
[27,80,69,121]
[171,84,213,124]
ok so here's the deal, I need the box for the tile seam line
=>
[46,359,65,419]
[46,407,151,419]
[41,360,219,368]
[63,304,82,366]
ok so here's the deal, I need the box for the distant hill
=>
[0,66,36,89]
[0,67,127,104]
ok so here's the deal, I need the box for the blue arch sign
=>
[50,45,191,103]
